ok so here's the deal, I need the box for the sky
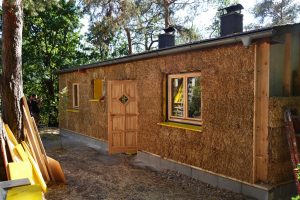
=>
[197,0,256,29]
[0,0,298,39]
[80,0,300,39]
[79,0,265,38]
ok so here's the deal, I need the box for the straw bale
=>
[269,96,300,128]
[268,161,292,183]
[268,97,300,184]
[59,43,256,183]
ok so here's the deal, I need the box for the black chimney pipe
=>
[158,26,175,49]
[219,4,244,36]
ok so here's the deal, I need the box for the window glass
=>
[187,77,201,119]
[171,78,184,117]
[73,84,78,107]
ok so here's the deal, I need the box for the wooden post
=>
[294,33,300,96]
[283,33,292,96]
[253,41,270,183]
[162,74,167,121]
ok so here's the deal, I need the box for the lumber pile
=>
[0,96,66,200]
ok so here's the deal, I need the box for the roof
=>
[58,23,300,75]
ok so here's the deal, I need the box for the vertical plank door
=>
[108,80,138,154]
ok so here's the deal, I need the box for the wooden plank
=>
[0,119,9,179]
[15,144,29,161]
[8,161,35,184]
[253,41,270,183]
[22,105,50,183]
[2,126,21,163]
[283,33,292,96]
[6,184,43,200]
[46,156,66,183]
[23,128,38,163]
[31,118,46,158]
[21,97,32,125]
[0,178,30,189]
[252,43,257,183]
[31,117,54,181]
[28,114,65,184]
[163,74,167,121]
[107,81,112,153]
[294,33,300,96]
[22,96,41,162]
[22,142,47,193]
[299,32,300,74]
[0,135,9,179]
[4,125,18,146]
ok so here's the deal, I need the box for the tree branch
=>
[148,40,158,50]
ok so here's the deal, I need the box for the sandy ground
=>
[42,129,251,200]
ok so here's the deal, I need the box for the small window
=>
[168,73,201,125]
[72,83,79,108]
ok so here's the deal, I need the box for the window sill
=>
[66,109,79,113]
[89,99,99,102]
[157,122,202,132]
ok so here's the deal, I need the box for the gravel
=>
[42,129,251,200]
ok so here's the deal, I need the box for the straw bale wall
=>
[59,43,256,183]
[268,96,300,184]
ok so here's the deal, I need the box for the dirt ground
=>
[42,129,251,200]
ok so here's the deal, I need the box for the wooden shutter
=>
[93,79,103,99]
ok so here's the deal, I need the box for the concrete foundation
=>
[136,151,297,200]
[60,129,108,152]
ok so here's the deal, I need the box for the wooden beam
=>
[299,32,300,81]
[22,105,50,183]
[253,41,270,183]
[162,74,167,121]
[294,33,300,96]
[252,44,257,183]
[283,33,292,96]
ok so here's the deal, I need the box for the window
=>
[72,83,79,108]
[168,73,201,125]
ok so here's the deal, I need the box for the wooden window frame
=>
[72,83,79,108]
[168,72,201,125]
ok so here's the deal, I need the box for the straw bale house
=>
[58,5,300,199]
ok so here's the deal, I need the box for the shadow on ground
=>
[41,129,250,200]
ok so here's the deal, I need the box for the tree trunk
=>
[1,0,24,140]
[163,0,170,28]
[124,27,132,55]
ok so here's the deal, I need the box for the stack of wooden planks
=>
[0,96,66,200]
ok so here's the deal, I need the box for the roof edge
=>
[57,28,275,75]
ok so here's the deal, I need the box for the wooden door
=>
[108,80,138,154]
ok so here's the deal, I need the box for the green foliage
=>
[83,0,135,58]
[206,0,239,38]
[252,0,300,26]
[292,196,300,200]
[23,0,88,126]
[83,0,204,55]
[292,164,300,199]
[188,79,201,118]
[58,86,68,123]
